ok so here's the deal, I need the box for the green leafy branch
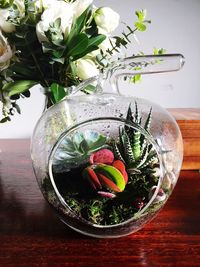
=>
[0,80,37,123]
[96,10,151,67]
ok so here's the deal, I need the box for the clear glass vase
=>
[31,54,184,238]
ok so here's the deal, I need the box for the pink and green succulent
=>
[83,148,128,197]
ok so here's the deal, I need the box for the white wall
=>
[0,86,45,138]
[96,0,200,107]
[0,0,199,138]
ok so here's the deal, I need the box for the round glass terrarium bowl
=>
[31,94,183,238]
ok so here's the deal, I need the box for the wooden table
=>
[0,139,200,267]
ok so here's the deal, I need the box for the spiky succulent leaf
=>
[127,168,141,175]
[123,131,135,164]
[139,152,158,169]
[118,127,126,160]
[144,107,152,132]
[134,144,149,169]
[140,107,152,148]
[132,130,141,160]
[126,104,134,122]
[134,101,140,124]
[119,127,135,164]
[125,104,135,137]
[113,141,125,163]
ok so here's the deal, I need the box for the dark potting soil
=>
[48,164,159,225]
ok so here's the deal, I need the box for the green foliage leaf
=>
[3,80,37,97]
[0,116,11,123]
[135,9,147,22]
[114,36,128,48]
[0,0,13,8]
[71,35,106,60]
[66,5,92,44]
[50,83,66,103]
[153,47,166,55]
[75,5,92,34]
[73,46,98,61]
[131,74,142,83]
[88,34,106,47]
[68,33,89,57]
[10,64,38,79]
[134,22,146,32]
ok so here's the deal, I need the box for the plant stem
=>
[25,38,49,88]
[100,27,138,62]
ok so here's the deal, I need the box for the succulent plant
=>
[89,148,114,165]
[113,102,159,177]
[53,130,107,172]
[82,148,128,197]
[49,103,163,226]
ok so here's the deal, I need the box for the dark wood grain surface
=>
[169,108,200,170]
[0,139,200,267]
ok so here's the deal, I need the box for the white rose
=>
[94,7,120,34]
[0,31,13,71]
[0,0,25,33]
[34,0,58,10]
[0,9,15,33]
[72,0,93,18]
[36,1,73,43]
[74,58,99,80]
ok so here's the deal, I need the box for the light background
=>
[0,0,200,138]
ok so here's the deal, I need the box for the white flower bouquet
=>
[0,0,151,122]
